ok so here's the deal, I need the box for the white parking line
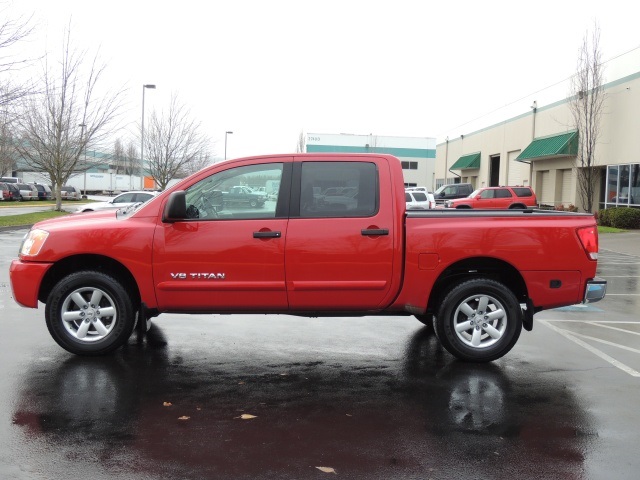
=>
[603,294,640,296]
[539,319,640,377]
[570,331,640,354]
[585,321,640,336]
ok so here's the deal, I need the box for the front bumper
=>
[9,259,52,308]
[583,277,607,303]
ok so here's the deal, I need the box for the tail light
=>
[577,226,598,260]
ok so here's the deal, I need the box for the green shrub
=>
[597,207,640,229]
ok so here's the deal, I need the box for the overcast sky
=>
[7,0,640,159]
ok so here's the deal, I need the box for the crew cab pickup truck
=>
[9,154,606,362]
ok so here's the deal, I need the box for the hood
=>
[34,209,116,231]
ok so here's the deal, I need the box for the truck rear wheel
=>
[435,279,522,362]
[45,271,136,356]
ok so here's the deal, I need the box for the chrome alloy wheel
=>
[453,294,507,349]
[60,287,117,342]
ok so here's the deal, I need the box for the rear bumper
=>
[583,277,607,303]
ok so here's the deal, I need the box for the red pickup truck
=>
[9,154,606,362]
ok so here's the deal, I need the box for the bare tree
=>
[0,7,35,107]
[569,24,604,213]
[296,130,305,153]
[125,141,138,176]
[177,151,212,178]
[0,101,16,176]
[112,138,126,174]
[14,25,125,210]
[144,94,210,190]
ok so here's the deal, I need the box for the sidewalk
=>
[599,230,640,257]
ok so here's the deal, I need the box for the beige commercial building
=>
[435,67,640,212]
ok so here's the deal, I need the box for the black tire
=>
[434,278,522,362]
[45,271,137,356]
[508,204,526,209]
[249,199,258,208]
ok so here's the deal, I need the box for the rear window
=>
[405,193,412,202]
[0,183,7,191]
[412,192,428,201]
[513,187,533,197]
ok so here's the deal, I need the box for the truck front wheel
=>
[435,279,522,362]
[45,271,136,356]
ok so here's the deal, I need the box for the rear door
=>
[285,157,396,311]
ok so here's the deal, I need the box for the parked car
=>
[405,190,435,210]
[4,182,19,201]
[75,190,158,213]
[28,184,39,200]
[433,183,474,204]
[60,185,81,200]
[0,182,10,201]
[444,186,538,209]
[15,183,36,201]
[31,183,52,201]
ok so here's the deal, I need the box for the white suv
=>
[405,190,435,210]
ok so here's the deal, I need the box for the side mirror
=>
[163,190,187,222]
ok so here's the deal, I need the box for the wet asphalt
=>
[1,227,639,480]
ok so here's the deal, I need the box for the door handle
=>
[253,231,281,238]
[361,228,389,236]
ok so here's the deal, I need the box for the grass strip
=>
[0,211,70,227]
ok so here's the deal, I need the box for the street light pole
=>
[79,123,87,198]
[225,131,233,160]
[140,84,156,190]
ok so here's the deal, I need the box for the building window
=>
[401,161,418,170]
[604,163,640,208]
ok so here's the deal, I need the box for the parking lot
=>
[0,228,639,479]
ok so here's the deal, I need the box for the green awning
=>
[516,131,578,162]
[450,152,481,170]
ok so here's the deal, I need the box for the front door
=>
[153,161,290,311]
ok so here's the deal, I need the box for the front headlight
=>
[20,229,49,257]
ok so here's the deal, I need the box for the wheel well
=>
[509,204,526,209]
[455,205,472,209]
[426,257,528,315]
[39,254,141,305]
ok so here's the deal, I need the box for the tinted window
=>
[513,187,533,197]
[495,189,512,198]
[405,192,412,202]
[300,162,378,218]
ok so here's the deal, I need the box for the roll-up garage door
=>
[561,169,574,204]
[539,171,551,205]
[507,151,529,186]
